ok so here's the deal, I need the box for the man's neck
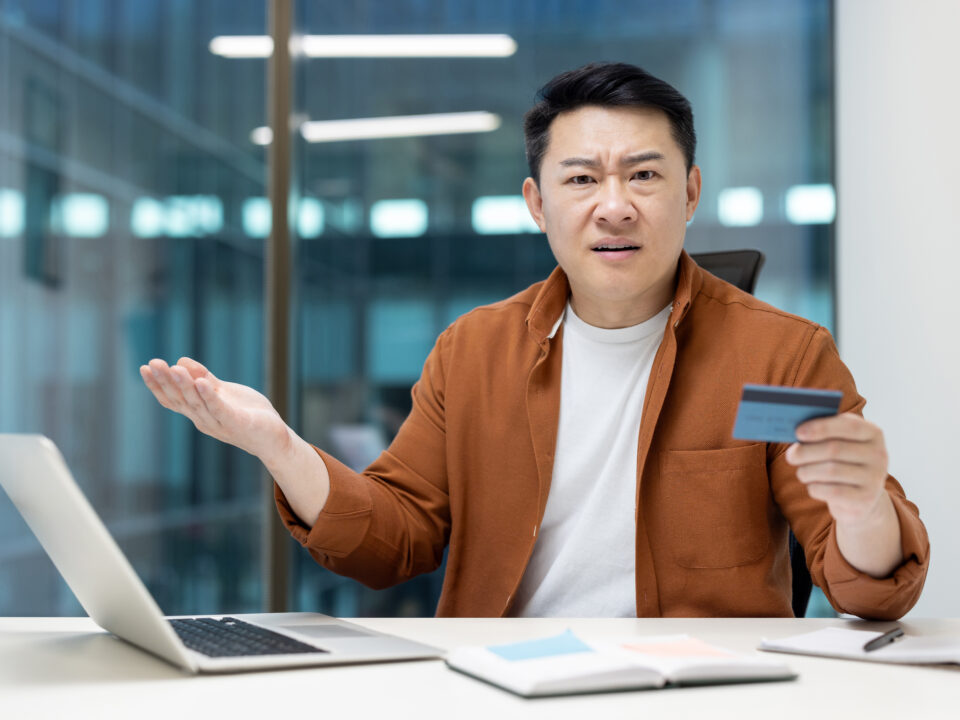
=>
[568,282,676,329]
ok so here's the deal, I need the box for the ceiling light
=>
[51,194,109,237]
[209,36,274,58]
[472,196,540,234]
[210,34,517,59]
[370,199,428,238]
[0,189,25,237]
[300,112,500,143]
[785,184,836,225]
[298,34,516,58]
[297,198,325,238]
[250,127,273,146]
[242,197,271,238]
[717,187,764,227]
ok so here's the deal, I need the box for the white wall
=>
[836,0,960,617]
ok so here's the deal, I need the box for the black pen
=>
[863,626,904,652]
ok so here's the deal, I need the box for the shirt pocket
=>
[659,444,770,569]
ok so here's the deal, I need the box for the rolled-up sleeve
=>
[771,325,930,620]
[273,327,453,590]
[819,492,929,619]
[274,449,374,557]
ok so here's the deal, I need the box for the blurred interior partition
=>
[0,0,837,619]
[0,0,270,616]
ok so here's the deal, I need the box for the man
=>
[142,62,928,619]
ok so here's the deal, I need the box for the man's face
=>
[523,105,701,328]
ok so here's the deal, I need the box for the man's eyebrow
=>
[622,151,665,165]
[557,151,665,168]
[558,157,600,168]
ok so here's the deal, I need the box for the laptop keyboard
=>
[169,616,326,657]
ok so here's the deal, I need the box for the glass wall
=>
[1,0,836,619]
[0,0,269,615]
[288,0,836,616]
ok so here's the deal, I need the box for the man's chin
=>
[569,269,676,313]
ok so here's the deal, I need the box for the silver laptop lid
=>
[0,434,197,671]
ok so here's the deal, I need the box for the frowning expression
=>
[523,105,701,328]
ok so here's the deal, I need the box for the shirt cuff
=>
[273,446,374,558]
[822,494,930,620]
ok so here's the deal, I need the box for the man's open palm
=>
[140,357,290,463]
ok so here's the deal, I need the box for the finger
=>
[804,482,882,517]
[796,412,877,443]
[785,438,879,467]
[804,481,869,504]
[140,365,175,409]
[177,356,216,382]
[795,460,873,487]
[169,366,221,430]
[147,359,189,410]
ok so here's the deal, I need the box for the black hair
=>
[523,62,696,184]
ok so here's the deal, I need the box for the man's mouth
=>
[592,243,640,253]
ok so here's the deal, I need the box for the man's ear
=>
[685,165,702,222]
[522,177,547,233]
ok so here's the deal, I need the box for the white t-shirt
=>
[511,301,672,617]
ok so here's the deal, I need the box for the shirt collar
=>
[525,249,703,343]
[547,311,564,339]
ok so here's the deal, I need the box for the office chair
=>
[688,249,765,294]
[689,249,813,618]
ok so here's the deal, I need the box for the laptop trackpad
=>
[282,625,374,639]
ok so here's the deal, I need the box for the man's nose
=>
[594,180,637,225]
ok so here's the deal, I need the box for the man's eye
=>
[633,170,656,181]
[569,175,594,185]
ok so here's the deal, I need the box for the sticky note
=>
[487,629,594,661]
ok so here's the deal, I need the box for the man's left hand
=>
[785,412,890,527]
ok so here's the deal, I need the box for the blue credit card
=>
[732,384,843,444]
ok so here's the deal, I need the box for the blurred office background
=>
[1,0,839,618]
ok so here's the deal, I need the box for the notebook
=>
[445,629,796,697]
[759,627,960,665]
[0,434,441,674]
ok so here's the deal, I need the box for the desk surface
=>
[1,617,957,719]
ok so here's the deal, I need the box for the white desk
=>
[1,617,957,719]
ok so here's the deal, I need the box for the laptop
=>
[0,434,442,673]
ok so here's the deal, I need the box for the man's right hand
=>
[139,357,292,466]
[140,357,331,527]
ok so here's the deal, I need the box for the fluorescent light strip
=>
[298,34,516,58]
[210,34,516,59]
[209,36,274,58]
[299,112,501,143]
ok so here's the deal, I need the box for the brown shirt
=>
[276,250,929,619]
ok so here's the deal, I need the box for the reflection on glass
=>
[0,0,839,621]
[0,0,268,616]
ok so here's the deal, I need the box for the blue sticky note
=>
[733,384,843,444]
[487,630,594,661]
